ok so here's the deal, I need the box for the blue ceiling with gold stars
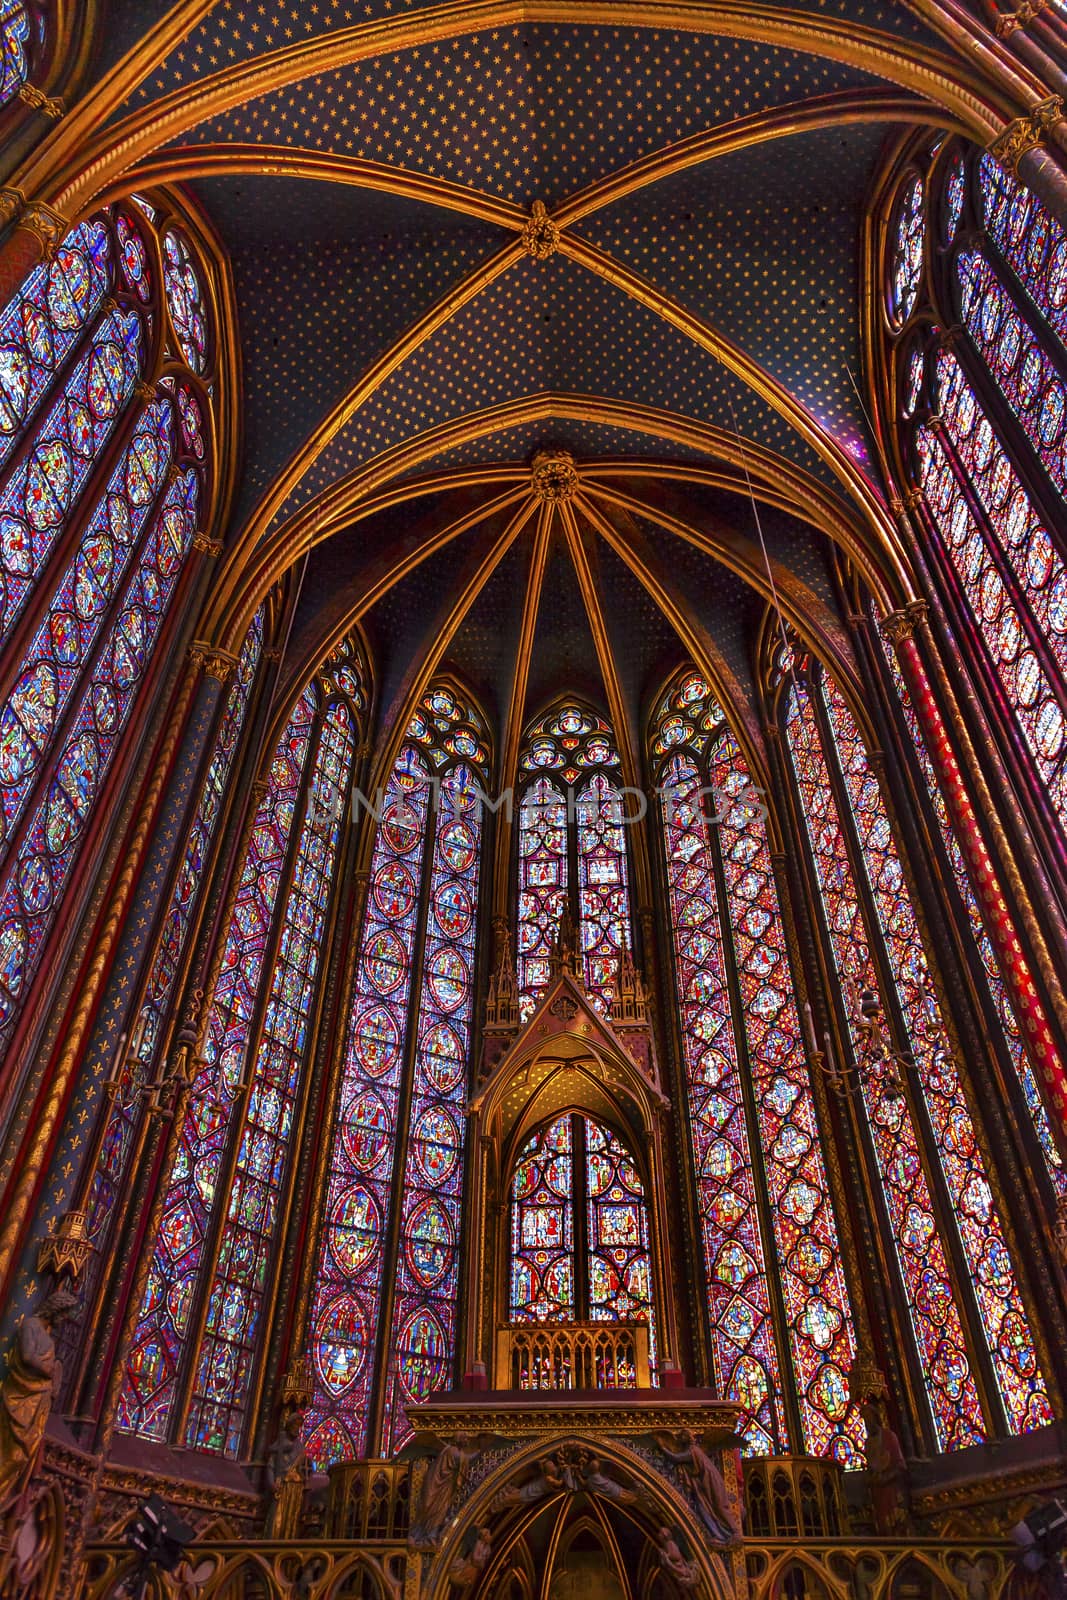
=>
[94,0,957,744]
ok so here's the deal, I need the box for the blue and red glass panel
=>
[510,1116,575,1323]
[821,677,1053,1436]
[710,728,862,1465]
[118,687,318,1440]
[86,611,264,1249]
[660,750,787,1453]
[382,764,482,1451]
[576,773,631,1013]
[517,776,567,1018]
[0,304,144,640]
[0,217,112,467]
[304,750,431,1468]
[786,679,986,1451]
[186,701,356,1455]
[0,435,197,1051]
[586,1120,654,1349]
[0,401,174,859]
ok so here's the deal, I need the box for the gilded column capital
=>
[995,0,1048,32]
[192,531,223,557]
[990,96,1064,173]
[0,188,23,229]
[521,200,560,260]
[189,640,238,683]
[17,83,64,119]
[134,380,156,405]
[889,487,924,526]
[879,600,928,646]
[18,202,67,259]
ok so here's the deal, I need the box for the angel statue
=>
[409,1433,487,1551]
[653,1429,741,1546]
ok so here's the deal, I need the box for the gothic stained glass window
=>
[887,144,1067,828]
[517,706,632,1018]
[186,695,358,1455]
[654,671,861,1464]
[876,630,1064,1194]
[784,664,1052,1444]
[511,1116,575,1323]
[119,685,319,1442]
[0,199,218,1057]
[509,1113,655,1348]
[120,642,366,1449]
[305,685,489,1468]
[0,3,34,106]
[85,609,265,1260]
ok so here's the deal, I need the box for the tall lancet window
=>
[875,631,1064,1195]
[782,657,1052,1449]
[517,705,632,1017]
[305,684,489,1466]
[654,671,862,1465]
[0,198,218,1058]
[884,143,1067,832]
[119,639,366,1454]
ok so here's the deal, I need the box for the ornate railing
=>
[494,1319,651,1389]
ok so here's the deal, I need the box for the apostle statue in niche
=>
[264,1409,308,1539]
[652,1429,742,1546]
[0,1288,78,1524]
[862,1397,909,1535]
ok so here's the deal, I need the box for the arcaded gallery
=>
[0,1,1066,1597]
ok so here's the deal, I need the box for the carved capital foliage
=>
[18,83,63,118]
[19,202,66,258]
[995,0,1048,32]
[192,532,224,557]
[0,188,23,228]
[990,96,1064,173]
[879,600,928,646]
[190,640,237,683]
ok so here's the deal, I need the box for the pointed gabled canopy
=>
[470,968,668,1167]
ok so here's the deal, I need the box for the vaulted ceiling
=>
[81,0,988,775]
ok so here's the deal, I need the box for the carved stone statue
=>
[264,1410,307,1538]
[0,1289,77,1520]
[862,1399,908,1535]
[409,1433,484,1551]
[653,1429,741,1546]
[576,1452,638,1506]
[492,1451,567,1510]
[448,1526,492,1586]
[655,1526,700,1591]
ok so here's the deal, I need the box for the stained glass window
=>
[0,200,216,1055]
[0,2,38,109]
[187,698,357,1455]
[784,662,1052,1444]
[876,631,1064,1194]
[517,705,632,1017]
[509,1113,655,1350]
[888,145,1067,833]
[882,142,1067,1219]
[654,671,860,1463]
[86,610,265,1260]
[305,684,489,1467]
[120,642,367,1448]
